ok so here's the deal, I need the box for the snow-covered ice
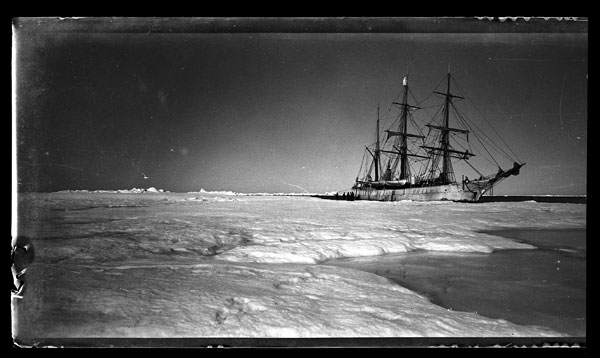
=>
[13,192,586,340]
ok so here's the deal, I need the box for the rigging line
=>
[408,89,422,107]
[367,158,374,178]
[379,111,395,130]
[406,148,430,166]
[373,92,399,144]
[409,99,440,126]
[421,138,439,176]
[357,150,366,175]
[450,77,522,163]
[451,105,504,165]
[450,136,468,151]
[450,103,503,165]
[410,112,430,125]
[420,104,446,110]
[380,104,402,140]
[409,88,432,110]
[408,114,427,140]
[380,89,404,129]
[450,132,497,168]
[409,155,429,163]
[360,149,373,179]
[451,130,474,152]
[427,154,443,181]
[415,106,438,125]
[463,157,484,177]
[424,103,445,127]
[453,109,501,167]
[413,84,446,124]
[450,101,511,160]
[415,75,446,107]
[356,150,366,178]
[459,134,499,169]
[452,104,514,163]
[482,62,526,162]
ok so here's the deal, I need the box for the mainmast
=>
[423,70,472,184]
[441,72,452,184]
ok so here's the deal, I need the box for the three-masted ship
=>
[347,71,524,202]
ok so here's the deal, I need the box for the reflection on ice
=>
[325,229,586,336]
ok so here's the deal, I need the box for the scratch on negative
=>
[559,71,567,130]
[283,182,323,212]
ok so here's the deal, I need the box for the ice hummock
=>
[13,192,585,340]
[188,188,239,195]
[58,187,167,194]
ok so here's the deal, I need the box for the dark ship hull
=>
[354,183,480,202]
[348,162,523,202]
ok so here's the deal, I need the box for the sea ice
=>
[15,258,561,338]
[12,192,585,340]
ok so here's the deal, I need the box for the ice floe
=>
[12,192,585,340]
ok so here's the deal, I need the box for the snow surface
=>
[13,192,586,340]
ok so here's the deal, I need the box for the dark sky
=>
[14,19,587,195]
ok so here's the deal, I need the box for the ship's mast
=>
[383,75,426,181]
[355,69,524,196]
[422,71,474,185]
[441,72,452,184]
[374,105,380,181]
[399,76,410,180]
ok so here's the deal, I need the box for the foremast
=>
[383,75,425,181]
[397,76,413,180]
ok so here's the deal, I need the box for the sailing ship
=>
[347,71,524,202]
